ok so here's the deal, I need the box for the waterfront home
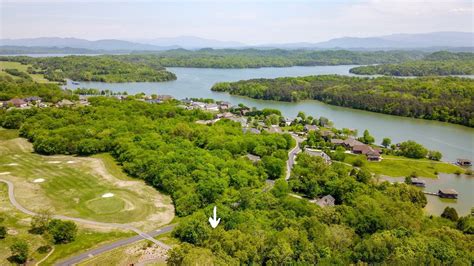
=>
[191,101,206,109]
[205,103,220,112]
[218,101,232,110]
[24,96,42,104]
[343,137,364,149]
[8,98,28,108]
[267,125,282,134]
[284,118,292,126]
[320,130,335,139]
[456,158,472,166]
[353,144,381,161]
[314,195,335,207]
[196,119,220,125]
[56,99,74,107]
[157,95,174,101]
[227,116,248,127]
[438,189,458,199]
[304,148,332,164]
[145,99,163,104]
[304,124,319,132]
[330,139,345,145]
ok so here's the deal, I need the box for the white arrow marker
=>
[208,206,221,228]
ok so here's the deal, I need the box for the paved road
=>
[285,134,303,180]
[0,178,172,265]
[55,224,175,266]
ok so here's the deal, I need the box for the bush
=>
[37,245,52,254]
[0,226,6,239]
[441,207,459,221]
[10,239,29,264]
[352,158,365,167]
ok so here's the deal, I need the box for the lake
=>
[65,65,474,164]
[64,65,474,215]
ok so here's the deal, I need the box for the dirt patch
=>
[127,243,168,265]
[0,172,11,175]
[102,193,114,198]
[7,229,18,235]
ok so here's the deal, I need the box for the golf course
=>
[0,128,175,264]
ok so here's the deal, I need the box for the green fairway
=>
[344,154,465,178]
[0,129,174,230]
[0,61,52,83]
[0,183,134,265]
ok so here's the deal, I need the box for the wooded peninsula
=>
[212,75,474,127]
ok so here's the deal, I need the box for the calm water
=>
[381,174,473,216]
[65,65,474,164]
[62,65,473,215]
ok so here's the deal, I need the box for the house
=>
[245,154,261,163]
[304,124,319,132]
[56,99,74,107]
[205,104,219,112]
[456,158,472,166]
[191,101,206,109]
[24,96,42,103]
[330,139,345,146]
[218,101,232,110]
[8,98,28,108]
[304,148,332,164]
[267,125,282,134]
[196,119,220,125]
[353,144,381,161]
[320,130,335,139]
[228,116,248,127]
[242,128,261,134]
[438,189,458,199]
[343,137,364,149]
[157,95,173,101]
[284,118,292,126]
[145,99,163,104]
[314,195,335,208]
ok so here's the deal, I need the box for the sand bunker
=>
[66,161,76,164]
[102,193,114,198]
[0,172,11,175]
[33,178,45,183]
[47,161,61,164]
[5,163,19,166]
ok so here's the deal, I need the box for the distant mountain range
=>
[0,32,472,53]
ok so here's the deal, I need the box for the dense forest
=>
[0,55,177,83]
[0,98,472,264]
[0,75,73,101]
[350,52,474,76]
[212,75,474,127]
[123,49,424,68]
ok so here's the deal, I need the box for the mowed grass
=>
[344,154,465,178]
[0,183,133,265]
[0,60,52,83]
[0,129,174,228]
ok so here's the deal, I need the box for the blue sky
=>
[1,0,472,44]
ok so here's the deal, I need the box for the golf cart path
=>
[0,178,173,265]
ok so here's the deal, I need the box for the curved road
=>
[286,134,303,180]
[0,178,173,265]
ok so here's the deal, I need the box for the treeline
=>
[0,75,72,101]
[124,49,424,68]
[0,55,177,83]
[350,51,474,76]
[0,98,472,264]
[1,98,292,216]
[212,75,474,127]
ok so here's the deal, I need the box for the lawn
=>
[0,183,133,265]
[0,60,51,83]
[343,154,465,178]
[0,129,174,231]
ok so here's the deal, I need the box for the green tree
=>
[262,156,285,180]
[30,209,52,234]
[441,207,459,221]
[10,239,29,264]
[381,138,391,148]
[398,141,428,159]
[428,150,442,161]
[360,130,375,145]
[272,178,289,198]
[47,219,77,244]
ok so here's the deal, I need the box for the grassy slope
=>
[344,154,464,178]
[0,61,52,83]
[0,130,173,227]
